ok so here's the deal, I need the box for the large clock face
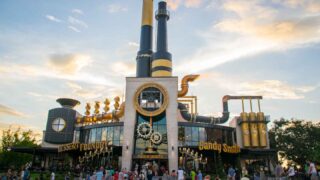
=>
[52,117,66,132]
[134,83,168,116]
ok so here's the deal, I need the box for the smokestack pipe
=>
[152,1,172,77]
[178,95,263,124]
[136,0,153,77]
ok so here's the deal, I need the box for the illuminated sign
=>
[198,141,240,154]
[58,141,110,153]
[133,154,168,159]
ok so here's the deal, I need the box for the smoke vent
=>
[56,98,80,109]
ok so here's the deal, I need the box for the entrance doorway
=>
[132,159,168,176]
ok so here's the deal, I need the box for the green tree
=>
[0,128,39,169]
[269,118,320,167]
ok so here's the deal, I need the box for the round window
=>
[52,118,66,132]
[134,83,168,117]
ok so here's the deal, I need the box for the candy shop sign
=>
[198,141,240,154]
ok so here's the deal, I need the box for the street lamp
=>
[179,148,207,171]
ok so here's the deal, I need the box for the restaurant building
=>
[14,0,277,175]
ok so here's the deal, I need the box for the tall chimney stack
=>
[152,1,172,77]
[136,0,153,77]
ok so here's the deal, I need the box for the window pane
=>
[96,128,102,142]
[90,128,96,143]
[75,131,80,142]
[192,127,199,142]
[185,127,192,142]
[199,127,206,142]
[113,126,120,142]
[178,127,185,146]
[101,127,107,141]
[85,130,90,143]
[120,126,123,143]
[107,127,113,144]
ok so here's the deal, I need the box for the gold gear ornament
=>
[150,132,162,145]
[137,122,153,139]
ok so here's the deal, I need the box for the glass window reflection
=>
[90,128,96,143]
[178,125,234,147]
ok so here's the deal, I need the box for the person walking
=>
[275,163,283,180]
[308,161,318,180]
[287,164,295,180]
[197,170,203,180]
[162,170,170,180]
[23,168,30,180]
[50,171,55,180]
[177,168,184,180]
[190,170,196,180]
[227,166,236,180]
[170,170,177,180]
[96,167,104,180]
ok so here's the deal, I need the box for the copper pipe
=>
[178,74,199,97]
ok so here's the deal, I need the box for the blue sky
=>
[0,0,320,134]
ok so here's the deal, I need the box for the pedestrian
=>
[274,163,283,180]
[177,168,184,180]
[170,170,177,180]
[162,170,170,180]
[50,171,55,180]
[65,171,71,180]
[91,171,97,180]
[197,170,202,180]
[96,167,104,180]
[114,171,119,180]
[241,167,248,178]
[308,161,318,180]
[147,166,153,180]
[287,164,295,180]
[6,169,12,180]
[190,170,196,180]
[227,165,236,180]
[20,166,25,180]
[23,168,30,180]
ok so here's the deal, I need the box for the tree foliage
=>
[269,118,320,167]
[0,128,39,169]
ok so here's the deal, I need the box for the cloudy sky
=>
[0,0,319,134]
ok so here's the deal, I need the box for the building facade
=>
[14,0,277,176]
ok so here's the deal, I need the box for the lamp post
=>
[179,148,207,171]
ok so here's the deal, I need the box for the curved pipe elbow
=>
[178,74,199,97]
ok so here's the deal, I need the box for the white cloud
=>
[205,75,317,100]
[107,4,128,13]
[236,80,316,99]
[65,82,123,101]
[167,0,203,10]
[128,41,139,47]
[68,26,81,32]
[45,15,62,23]
[111,62,136,76]
[27,92,58,100]
[47,53,92,75]
[0,104,28,117]
[273,0,320,13]
[72,9,84,15]
[68,16,88,28]
[0,59,117,87]
[176,0,320,73]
